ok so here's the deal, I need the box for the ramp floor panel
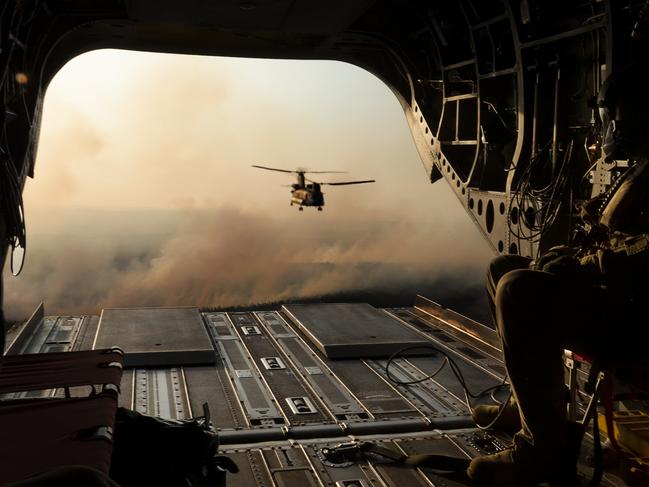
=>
[282,303,429,359]
[95,307,213,354]
[227,312,330,425]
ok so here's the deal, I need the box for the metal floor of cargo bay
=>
[5,297,626,486]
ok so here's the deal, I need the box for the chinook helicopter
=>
[252,165,375,211]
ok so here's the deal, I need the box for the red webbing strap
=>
[0,394,118,484]
[0,349,123,395]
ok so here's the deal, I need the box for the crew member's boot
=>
[466,421,583,486]
[472,397,520,431]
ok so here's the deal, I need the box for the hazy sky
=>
[5,49,494,320]
[28,49,454,215]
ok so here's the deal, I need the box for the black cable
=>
[507,141,551,241]
[507,137,574,253]
[632,0,649,41]
[0,149,26,275]
[385,344,512,430]
[0,5,23,91]
[0,2,35,277]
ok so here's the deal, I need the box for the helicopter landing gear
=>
[317,207,322,211]
[299,206,303,211]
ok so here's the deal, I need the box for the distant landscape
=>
[4,207,492,325]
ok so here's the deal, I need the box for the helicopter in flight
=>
[252,165,375,211]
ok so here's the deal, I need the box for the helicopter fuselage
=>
[291,182,324,210]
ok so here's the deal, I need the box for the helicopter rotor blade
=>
[321,179,376,186]
[252,164,298,174]
[304,170,348,174]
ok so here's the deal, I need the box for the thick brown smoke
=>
[4,205,493,322]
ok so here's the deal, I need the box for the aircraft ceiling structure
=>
[0,0,646,259]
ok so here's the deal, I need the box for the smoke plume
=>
[4,205,492,323]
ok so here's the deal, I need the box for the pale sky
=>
[28,49,458,219]
[6,49,494,320]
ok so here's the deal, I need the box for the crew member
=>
[467,63,649,486]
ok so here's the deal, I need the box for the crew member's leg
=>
[472,256,531,430]
[485,255,532,323]
[469,269,604,485]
